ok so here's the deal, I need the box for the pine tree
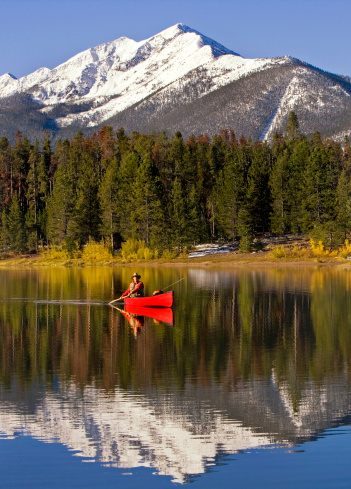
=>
[269,152,291,234]
[12,132,32,209]
[1,210,10,250]
[46,159,75,244]
[343,136,351,175]
[116,151,140,240]
[98,157,121,249]
[5,193,27,253]
[336,170,351,238]
[301,144,339,239]
[285,111,300,141]
[187,186,202,245]
[130,154,166,248]
[214,147,247,239]
[288,139,310,232]
[41,131,52,174]
[116,127,130,156]
[0,137,14,205]
[170,177,188,251]
[70,152,101,243]
[195,134,213,241]
[245,143,272,233]
[238,208,254,252]
[26,141,41,251]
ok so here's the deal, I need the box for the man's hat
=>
[131,272,141,279]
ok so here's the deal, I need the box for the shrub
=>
[178,250,189,258]
[81,239,113,262]
[162,250,177,260]
[239,234,253,253]
[62,238,81,258]
[43,246,70,261]
[121,238,140,260]
[142,248,154,260]
[291,245,310,258]
[310,239,326,256]
[269,246,288,259]
[338,239,351,258]
[309,239,338,258]
[121,238,154,261]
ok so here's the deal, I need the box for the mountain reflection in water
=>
[0,267,351,484]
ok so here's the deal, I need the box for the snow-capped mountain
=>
[1,23,351,142]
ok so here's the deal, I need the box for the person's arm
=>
[132,282,144,293]
[121,285,131,298]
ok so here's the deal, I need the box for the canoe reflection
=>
[114,306,174,335]
[125,305,174,325]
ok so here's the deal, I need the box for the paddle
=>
[109,296,125,305]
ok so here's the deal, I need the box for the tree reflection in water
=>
[0,266,351,482]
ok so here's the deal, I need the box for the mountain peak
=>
[154,23,241,57]
[2,23,349,145]
[0,73,18,93]
[0,72,17,82]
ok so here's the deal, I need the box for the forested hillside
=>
[1,112,351,254]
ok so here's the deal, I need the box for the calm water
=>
[0,266,350,488]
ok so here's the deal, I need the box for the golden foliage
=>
[162,250,177,260]
[121,238,155,261]
[338,239,351,258]
[309,239,338,258]
[269,246,289,259]
[81,240,113,263]
[268,244,310,259]
[42,246,70,261]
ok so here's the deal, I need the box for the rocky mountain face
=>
[1,23,351,143]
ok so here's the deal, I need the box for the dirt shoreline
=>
[0,252,350,269]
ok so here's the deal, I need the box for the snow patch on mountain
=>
[201,55,291,96]
[0,73,17,92]
[261,68,351,140]
[54,53,292,129]
[48,24,237,108]
[0,23,238,106]
[0,67,51,97]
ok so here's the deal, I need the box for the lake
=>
[0,265,350,488]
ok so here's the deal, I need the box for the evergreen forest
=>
[1,112,351,254]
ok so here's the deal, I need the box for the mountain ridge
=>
[1,23,351,143]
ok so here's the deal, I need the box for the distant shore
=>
[0,251,348,269]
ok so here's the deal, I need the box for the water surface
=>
[0,266,350,487]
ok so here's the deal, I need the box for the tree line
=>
[1,112,351,254]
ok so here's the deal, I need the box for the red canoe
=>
[125,305,174,325]
[124,291,173,308]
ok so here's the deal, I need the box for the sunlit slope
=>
[101,62,351,141]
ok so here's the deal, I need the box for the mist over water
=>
[0,266,350,487]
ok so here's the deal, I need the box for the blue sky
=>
[1,0,350,78]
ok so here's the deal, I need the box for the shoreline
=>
[0,251,350,269]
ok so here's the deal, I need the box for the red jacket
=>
[121,281,144,297]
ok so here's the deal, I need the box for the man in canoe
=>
[121,272,145,299]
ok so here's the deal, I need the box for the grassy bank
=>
[0,244,350,268]
[1,236,351,268]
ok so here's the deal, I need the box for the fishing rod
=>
[162,277,185,291]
